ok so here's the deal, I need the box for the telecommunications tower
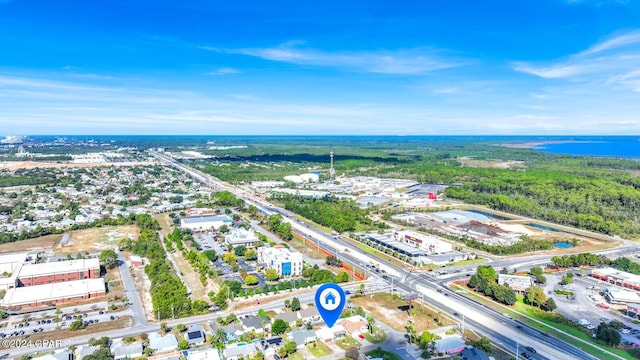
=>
[329,151,336,182]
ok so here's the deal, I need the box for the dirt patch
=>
[0,234,62,254]
[457,157,525,169]
[21,316,133,343]
[351,292,455,333]
[131,264,154,320]
[54,225,139,254]
[0,161,157,172]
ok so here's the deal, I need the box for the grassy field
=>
[364,326,387,343]
[351,292,455,333]
[336,336,362,350]
[308,341,333,357]
[288,353,304,360]
[0,233,62,253]
[365,348,403,360]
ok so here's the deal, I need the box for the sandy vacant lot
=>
[0,234,63,254]
[457,157,525,169]
[55,225,139,253]
[0,160,157,172]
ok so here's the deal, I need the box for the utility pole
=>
[516,342,519,360]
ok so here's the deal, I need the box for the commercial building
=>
[394,230,453,254]
[1,278,106,309]
[0,252,30,291]
[604,287,640,305]
[17,258,100,286]
[591,268,640,291]
[498,274,534,292]
[258,246,303,276]
[225,228,261,248]
[180,215,232,232]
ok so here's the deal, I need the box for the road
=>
[117,251,148,327]
[148,151,603,359]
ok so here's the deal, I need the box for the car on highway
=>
[524,346,536,353]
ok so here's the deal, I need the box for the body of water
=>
[535,137,640,158]
[553,242,574,248]
[466,209,511,220]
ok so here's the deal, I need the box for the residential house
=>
[461,346,491,360]
[257,336,284,359]
[187,348,222,360]
[210,321,244,342]
[75,345,97,359]
[316,324,347,343]
[39,351,72,360]
[148,332,178,353]
[299,306,321,324]
[338,316,368,338]
[186,324,207,346]
[111,341,143,360]
[274,311,299,327]
[240,315,269,334]
[223,343,257,360]
[290,328,317,348]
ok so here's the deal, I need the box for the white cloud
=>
[209,42,462,75]
[206,67,241,76]
[513,30,640,92]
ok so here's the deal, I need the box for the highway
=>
[149,151,603,360]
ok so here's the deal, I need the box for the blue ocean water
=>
[534,137,640,158]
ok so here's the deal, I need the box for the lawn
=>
[288,353,304,360]
[308,341,333,357]
[364,326,387,343]
[336,336,362,350]
[365,348,403,360]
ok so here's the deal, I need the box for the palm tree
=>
[366,315,375,333]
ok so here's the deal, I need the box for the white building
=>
[180,215,232,232]
[258,246,303,276]
[498,274,533,292]
[225,228,261,248]
[394,230,453,254]
[1,278,106,309]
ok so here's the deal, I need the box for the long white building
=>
[180,215,232,232]
[258,246,303,276]
[394,230,453,254]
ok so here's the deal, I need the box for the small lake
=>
[526,223,568,233]
[553,242,574,248]
[466,209,511,220]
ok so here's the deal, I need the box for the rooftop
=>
[18,258,100,278]
[1,278,105,307]
[181,215,232,225]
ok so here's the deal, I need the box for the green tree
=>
[525,286,546,308]
[271,319,289,335]
[265,268,280,281]
[245,275,259,286]
[544,297,557,312]
[245,249,258,260]
[177,339,189,350]
[234,245,247,257]
[99,249,118,269]
[69,318,85,331]
[596,323,621,347]
[291,297,301,311]
[160,322,169,334]
[474,336,492,353]
[176,323,186,333]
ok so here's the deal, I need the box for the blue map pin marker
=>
[315,282,346,328]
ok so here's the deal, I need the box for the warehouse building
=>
[1,278,106,309]
[17,258,100,286]
[394,230,453,254]
[258,246,303,276]
[180,215,232,232]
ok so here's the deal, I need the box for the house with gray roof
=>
[299,306,321,324]
[461,346,491,360]
[223,343,257,360]
[186,324,207,346]
[148,331,178,353]
[210,321,244,342]
[274,311,299,327]
[290,328,317,347]
[111,341,143,360]
[240,315,269,333]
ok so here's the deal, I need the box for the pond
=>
[553,242,575,248]
[466,209,511,220]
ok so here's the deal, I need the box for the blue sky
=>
[1,0,639,135]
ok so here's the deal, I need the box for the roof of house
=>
[275,311,299,324]
[461,347,491,360]
[290,328,317,346]
[187,349,222,360]
[186,324,206,344]
[338,317,367,335]
[148,332,178,351]
[241,315,268,330]
[299,306,320,319]
[112,341,143,359]
[223,343,257,357]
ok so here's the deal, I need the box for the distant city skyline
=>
[1,1,639,135]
